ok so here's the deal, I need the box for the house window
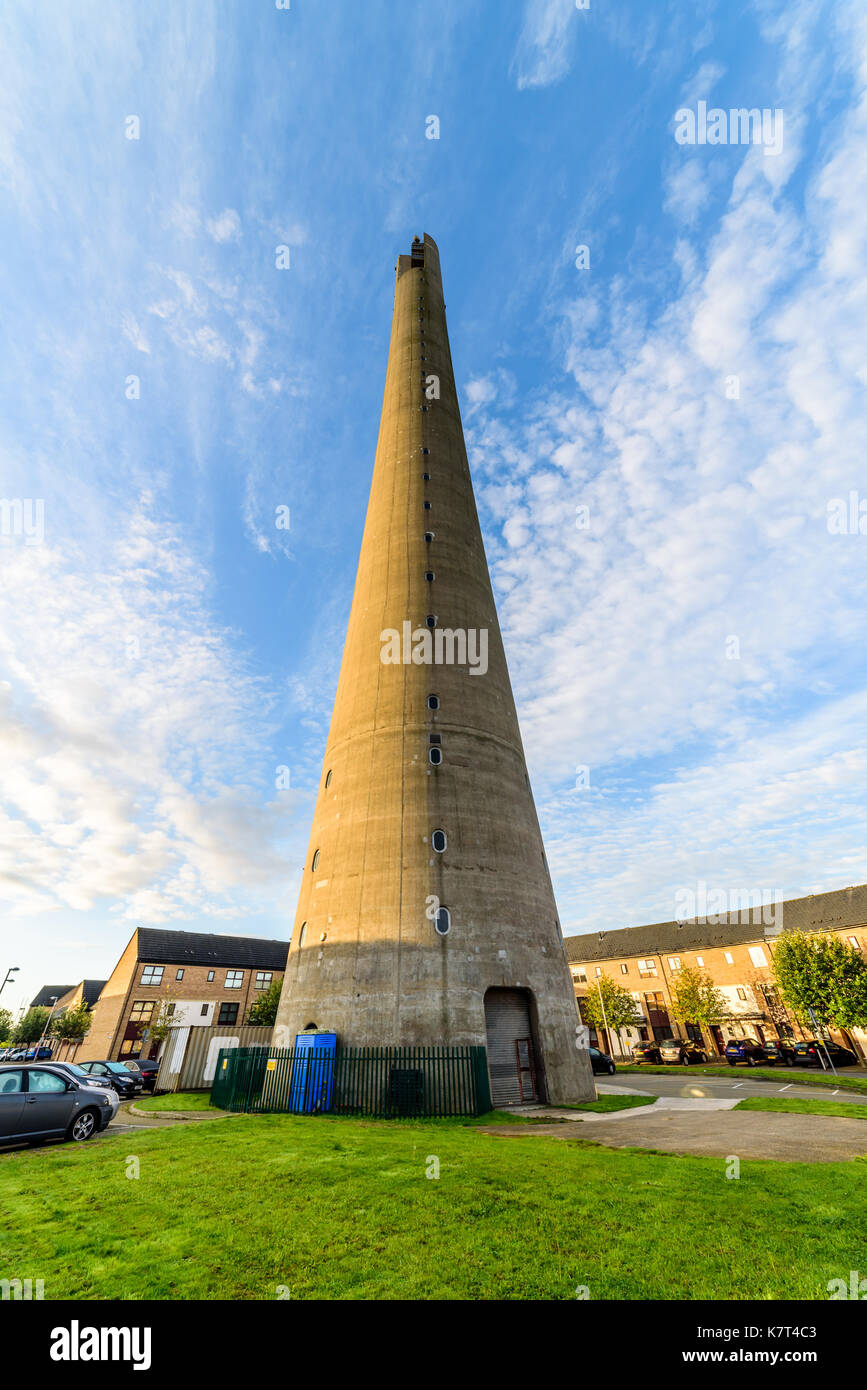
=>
[325,769,332,788]
[218,1003,239,1026]
[207,971,215,982]
[748,946,768,968]
[432,829,447,852]
[255,972,273,990]
[429,746,442,766]
[176,969,184,980]
[434,906,450,935]
[312,849,320,871]
[724,952,734,965]
[200,1005,209,1017]
[695,956,704,967]
[129,1001,155,1023]
[668,957,681,971]
[736,987,748,1001]
[620,963,628,974]
[637,959,657,978]
[848,936,861,951]
[141,966,164,986]
[225,970,243,989]
[571,967,587,983]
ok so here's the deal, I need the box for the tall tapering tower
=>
[274,234,594,1104]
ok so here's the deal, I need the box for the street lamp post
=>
[37,996,59,1054]
[0,967,20,997]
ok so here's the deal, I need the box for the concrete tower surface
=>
[274,234,595,1105]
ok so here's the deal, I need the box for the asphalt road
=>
[602,1070,867,1105]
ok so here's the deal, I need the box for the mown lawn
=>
[735,1096,867,1120]
[135,1091,215,1113]
[618,1064,867,1095]
[1,1113,865,1300]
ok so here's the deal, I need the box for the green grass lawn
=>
[135,1092,216,1113]
[735,1096,867,1120]
[618,1063,867,1095]
[1,1112,864,1300]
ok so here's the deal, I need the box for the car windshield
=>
[123,1063,142,1073]
[105,1063,132,1075]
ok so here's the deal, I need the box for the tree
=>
[50,1003,92,1043]
[246,978,283,1027]
[771,931,867,1033]
[669,967,728,1050]
[582,975,643,1054]
[0,1008,13,1043]
[148,999,179,1049]
[12,1008,49,1044]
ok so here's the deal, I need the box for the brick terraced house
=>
[565,883,867,1061]
[79,927,289,1062]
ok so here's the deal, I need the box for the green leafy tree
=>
[12,1007,49,1044]
[0,1007,13,1043]
[669,967,728,1051]
[246,978,283,1027]
[582,974,643,1054]
[771,932,867,1033]
[50,1003,92,1042]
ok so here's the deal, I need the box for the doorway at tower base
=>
[484,987,545,1107]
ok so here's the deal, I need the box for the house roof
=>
[80,980,107,1006]
[29,985,75,1009]
[564,883,867,964]
[135,927,289,971]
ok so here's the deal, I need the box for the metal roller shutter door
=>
[485,989,532,1107]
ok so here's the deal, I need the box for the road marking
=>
[779,1084,792,1092]
[832,1089,840,1095]
[732,1082,743,1088]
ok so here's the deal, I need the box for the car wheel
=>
[747,1055,757,1066]
[68,1109,98,1143]
[727,1060,737,1067]
[607,1063,615,1075]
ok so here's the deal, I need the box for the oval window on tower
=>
[424,532,434,543]
[434,907,451,936]
[432,829,447,853]
[427,694,439,709]
[423,500,431,510]
[324,769,332,789]
[426,614,437,628]
[424,571,435,583]
[429,746,443,766]
[311,849,320,871]
[422,473,430,481]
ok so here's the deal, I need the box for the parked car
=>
[588,1046,616,1076]
[75,1060,144,1098]
[763,1039,797,1067]
[791,1040,858,1068]
[725,1039,768,1066]
[37,1061,118,1095]
[658,1037,708,1065]
[5,1048,28,1062]
[122,1058,160,1092]
[631,1041,663,1064]
[0,1064,118,1145]
[24,1046,54,1061]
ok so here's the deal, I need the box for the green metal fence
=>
[211,1045,492,1118]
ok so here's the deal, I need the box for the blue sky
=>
[1,0,866,1018]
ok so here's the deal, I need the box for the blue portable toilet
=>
[289,1031,337,1113]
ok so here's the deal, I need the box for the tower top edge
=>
[396,232,442,283]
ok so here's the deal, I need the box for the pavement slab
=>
[478,1109,867,1161]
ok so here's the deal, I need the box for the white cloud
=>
[207,208,241,243]
[511,0,577,90]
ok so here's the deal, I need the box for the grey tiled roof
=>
[565,883,867,964]
[29,985,75,1009]
[136,927,289,970]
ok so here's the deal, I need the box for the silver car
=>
[0,1064,118,1145]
